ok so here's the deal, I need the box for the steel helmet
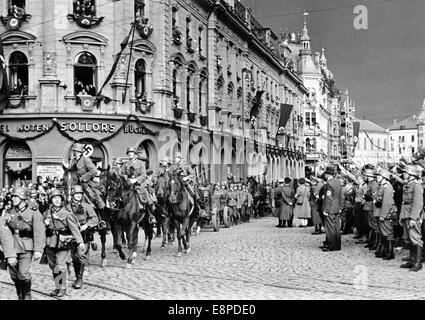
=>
[377,169,391,181]
[403,165,421,178]
[71,185,84,196]
[126,147,137,155]
[10,187,29,200]
[72,143,85,153]
[49,189,64,201]
[363,169,376,177]
[174,152,182,159]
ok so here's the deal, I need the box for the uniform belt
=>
[403,201,412,205]
[18,229,33,238]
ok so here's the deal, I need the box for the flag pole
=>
[122,20,137,104]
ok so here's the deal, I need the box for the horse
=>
[153,171,174,249]
[101,170,143,268]
[168,173,198,256]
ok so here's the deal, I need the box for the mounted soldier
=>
[67,142,105,210]
[67,185,99,290]
[3,187,45,300]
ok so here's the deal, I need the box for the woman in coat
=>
[293,178,311,227]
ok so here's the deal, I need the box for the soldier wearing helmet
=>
[375,169,396,260]
[67,142,105,210]
[170,151,194,181]
[0,216,17,273]
[3,186,45,300]
[399,165,424,272]
[119,146,147,185]
[43,189,84,297]
[363,167,380,251]
[66,185,98,290]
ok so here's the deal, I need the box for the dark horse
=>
[153,172,174,249]
[101,170,143,268]
[168,173,198,256]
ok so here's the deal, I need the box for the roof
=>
[389,114,418,130]
[355,119,387,133]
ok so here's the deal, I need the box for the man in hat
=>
[3,186,45,300]
[375,169,396,260]
[68,142,104,210]
[399,165,424,271]
[363,168,379,250]
[321,166,343,252]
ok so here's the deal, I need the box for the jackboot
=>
[383,240,395,260]
[400,246,416,268]
[375,237,385,258]
[13,279,23,300]
[402,244,414,261]
[73,264,84,289]
[22,279,32,300]
[275,219,282,228]
[370,232,379,251]
[51,271,67,297]
[50,272,60,296]
[364,230,373,248]
[311,225,320,235]
[72,262,81,289]
[409,245,423,272]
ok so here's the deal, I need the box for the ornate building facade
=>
[0,0,307,187]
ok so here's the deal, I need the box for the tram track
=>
[0,280,60,300]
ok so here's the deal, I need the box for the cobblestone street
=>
[1,217,425,300]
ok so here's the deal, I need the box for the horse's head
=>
[169,174,183,204]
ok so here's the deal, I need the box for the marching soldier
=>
[363,168,380,250]
[321,166,343,252]
[0,216,17,272]
[67,185,99,289]
[4,187,45,300]
[44,189,84,297]
[227,184,239,225]
[375,169,396,260]
[399,165,424,272]
[68,142,105,209]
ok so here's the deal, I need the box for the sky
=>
[241,0,425,129]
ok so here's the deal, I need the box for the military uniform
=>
[399,179,424,270]
[364,179,379,249]
[227,189,239,223]
[354,182,368,239]
[377,179,395,259]
[322,169,343,251]
[5,201,45,300]
[0,216,16,270]
[69,153,104,209]
[119,157,147,185]
[44,205,84,295]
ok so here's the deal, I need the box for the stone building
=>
[0,0,307,187]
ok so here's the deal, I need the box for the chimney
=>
[393,118,398,125]
[314,52,320,65]
[413,114,416,120]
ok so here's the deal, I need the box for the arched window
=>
[134,59,146,99]
[9,51,28,95]
[74,52,97,96]
[3,142,32,187]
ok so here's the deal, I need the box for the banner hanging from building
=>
[276,104,293,135]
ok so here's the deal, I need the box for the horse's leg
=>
[115,224,127,261]
[161,216,168,250]
[175,218,183,257]
[100,230,107,267]
[145,220,153,260]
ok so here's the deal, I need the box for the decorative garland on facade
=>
[0,114,161,145]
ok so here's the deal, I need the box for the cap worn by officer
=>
[10,187,29,200]
[324,166,335,176]
[363,169,375,178]
[278,178,285,184]
[377,169,391,181]
[402,165,421,178]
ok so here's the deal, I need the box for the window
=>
[399,147,402,154]
[73,0,96,17]
[172,7,177,29]
[186,17,191,43]
[412,135,415,143]
[311,112,316,125]
[9,51,28,96]
[3,142,32,187]
[134,59,146,100]
[134,0,145,19]
[305,112,310,126]
[198,27,203,55]
[74,52,97,96]
[9,0,26,17]
[412,147,415,154]
[186,75,191,110]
